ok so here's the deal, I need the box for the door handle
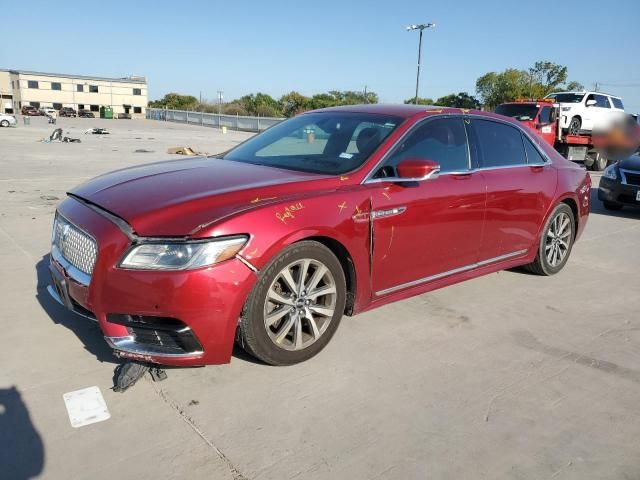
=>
[529,165,544,172]
[450,172,472,179]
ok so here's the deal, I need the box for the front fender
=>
[196,189,375,312]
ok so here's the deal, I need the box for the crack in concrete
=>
[150,381,249,480]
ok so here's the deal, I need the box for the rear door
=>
[466,118,557,261]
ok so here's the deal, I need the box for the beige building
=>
[0,69,147,118]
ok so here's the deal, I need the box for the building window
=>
[134,106,142,114]
[52,82,62,91]
[90,105,99,112]
[53,103,62,110]
[28,80,39,89]
[133,88,142,96]
[11,81,14,89]
[31,101,40,108]
[78,104,85,110]
[89,85,98,93]
[77,84,83,92]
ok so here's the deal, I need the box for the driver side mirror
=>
[396,159,440,182]
[586,99,597,107]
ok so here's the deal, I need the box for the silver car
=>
[0,113,17,127]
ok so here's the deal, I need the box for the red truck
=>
[496,99,610,171]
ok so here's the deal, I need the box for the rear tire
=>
[568,117,581,135]
[0,120,8,127]
[238,241,346,366]
[524,203,575,276]
[603,201,623,211]
[589,152,607,171]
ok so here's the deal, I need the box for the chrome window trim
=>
[104,335,204,359]
[362,113,551,185]
[620,169,640,186]
[51,242,92,287]
[375,249,527,296]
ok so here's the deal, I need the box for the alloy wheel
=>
[545,212,572,267]
[264,258,337,351]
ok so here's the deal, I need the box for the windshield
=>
[222,112,402,175]
[495,104,539,121]
[546,93,584,103]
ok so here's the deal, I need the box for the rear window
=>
[471,119,527,168]
[611,97,624,109]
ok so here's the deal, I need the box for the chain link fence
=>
[146,108,284,132]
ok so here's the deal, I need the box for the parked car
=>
[39,107,57,116]
[598,154,640,210]
[545,91,625,135]
[78,109,95,118]
[59,107,77,117]
[0,113,17,127]
[21,105,42,116]
[48,105,591,367]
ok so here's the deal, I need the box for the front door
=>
[466,118,556,260]
[369,116,487,296]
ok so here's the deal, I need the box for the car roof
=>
[304,104,481,119]
[549,91,621,99]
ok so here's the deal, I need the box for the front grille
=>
[623,171,640,186]
[53,214,97,275]
[107,314,203,354]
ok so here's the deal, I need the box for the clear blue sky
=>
[2,0,639,111]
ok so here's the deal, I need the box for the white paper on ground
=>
[63,386,111,428]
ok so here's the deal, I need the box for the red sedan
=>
[48,105,591,367]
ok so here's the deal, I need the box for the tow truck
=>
[495,98,610,171]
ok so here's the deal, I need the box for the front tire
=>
[525,203,575,276]
[0,120,8,127]
[238,241,346,365]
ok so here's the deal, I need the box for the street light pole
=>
[406,23,436,104]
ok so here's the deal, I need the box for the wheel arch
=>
[303,235,357,316]
[559,196,579,240]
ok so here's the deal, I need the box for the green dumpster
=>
[99,106,113,119]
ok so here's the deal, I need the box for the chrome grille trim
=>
[52,214,97,281]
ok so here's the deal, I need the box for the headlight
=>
[603,165,617,180]
[561,107,571,112]
[120,236,248,270]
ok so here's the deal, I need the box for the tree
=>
[279,91,310,117]
[435,92,480,109]
[404,97,434,105]
[476,61,584,109]
[148,93,198,110]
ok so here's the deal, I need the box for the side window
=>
[611,97,624,109]
[380,117,469,174]
[522,134,547,165]
[596,95,610,108]
[471,119,526,168]
[539,106,552,124]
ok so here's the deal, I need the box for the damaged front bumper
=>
[47,197,258,366]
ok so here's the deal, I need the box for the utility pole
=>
[363,85,368,103]
[406,23,436,104]
[217,90,223,114]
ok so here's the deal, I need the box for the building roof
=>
[0,68,146,84]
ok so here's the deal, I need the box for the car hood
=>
[69,157,330,236]
[618,154,640,171]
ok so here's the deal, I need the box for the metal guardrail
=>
[146,108,284,132]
